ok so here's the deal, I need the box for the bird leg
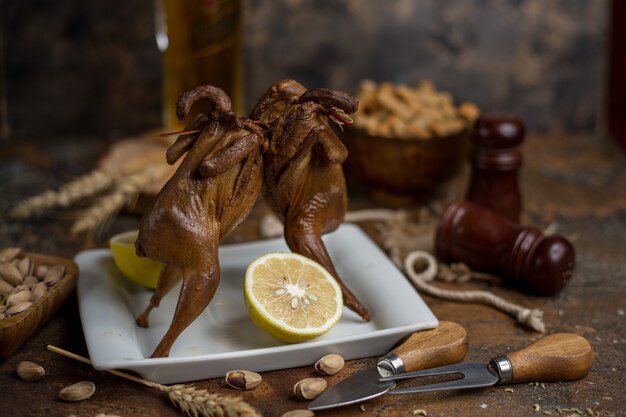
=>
[284,215,370,321]
[149,255,220,358]
[136,263,182,328]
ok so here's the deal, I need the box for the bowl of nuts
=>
[342,80,479,201]
[0,247,78,359]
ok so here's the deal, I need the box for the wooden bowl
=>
[0,252,78,359]
[342,127,469,199]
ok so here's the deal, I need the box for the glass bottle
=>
[155,0,243,129]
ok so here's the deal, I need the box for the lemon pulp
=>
[109,230,163,289]
[244,252,343,343]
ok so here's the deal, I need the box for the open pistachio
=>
[225,370,262,390]
[16,361,45,381]
[59,381,96,401]
[314,353,345,376]
[43,265,66,287]
[293,377,327,400]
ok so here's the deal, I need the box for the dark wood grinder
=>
[435,200,575,296]
[466,114,524,222]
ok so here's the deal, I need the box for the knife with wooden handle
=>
[380,333,594,395]
[308,321,468,411]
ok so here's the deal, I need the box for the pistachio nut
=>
[6,301,32,316]
[18,257,33,278]
[225,370,262,390]
[314,353,345,376]
[0,279,14,296]
[0,247,21,262]
[23,275,39,289]
[0,262,23,286]
[59,381,96,401]
[34,265,49,279]
[31,282,48,302]
[7,286,31,307]
[293,377,327,400]
[44,265,66,287]
[16,361,45,381]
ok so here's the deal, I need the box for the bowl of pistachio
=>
[342,80,479,201]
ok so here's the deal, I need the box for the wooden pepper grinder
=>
[435,200,575,296]
[466,114,525,222]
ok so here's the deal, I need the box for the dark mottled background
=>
[0,0,609,141]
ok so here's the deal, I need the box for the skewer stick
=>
[158,129,203,137]
[47,345,165,390]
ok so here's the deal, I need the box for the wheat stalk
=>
[10,170,115,219]
[70,163,169,236]
[47,345,262,417]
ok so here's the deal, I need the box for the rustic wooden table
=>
[1,133,624,417]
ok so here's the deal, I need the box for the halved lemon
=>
[109,230,163,289]
[244,252,343,343]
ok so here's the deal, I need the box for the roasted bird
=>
[251,79,370,321]
[135,85,266,357]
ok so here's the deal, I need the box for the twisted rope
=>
[403,251,545,332]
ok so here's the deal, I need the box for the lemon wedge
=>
[244,252,343,343]
[109,230,163,289]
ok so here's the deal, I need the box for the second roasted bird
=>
[251,79,370,321]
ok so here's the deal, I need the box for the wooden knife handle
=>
[505,333,594,383]
[389,321,468,373]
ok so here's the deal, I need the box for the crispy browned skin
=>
[251,79,370,321]
[135,85,266,357]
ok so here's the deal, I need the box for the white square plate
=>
[75,223,437,384]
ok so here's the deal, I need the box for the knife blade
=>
[381,333,594,395]
[308,321,468,411]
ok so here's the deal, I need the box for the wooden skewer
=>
[47,345,165,390]
[158,129,203,137]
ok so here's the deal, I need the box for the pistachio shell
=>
[18,257,33,278]
[225,370,262,390]
[16,361,46,381]
[43,265,66,287]
[23,275,39,289]
[293,378,327,400]
[314,353,345,376]
[0,262,23,286]
[7,287,31,306]
[0,279,14,296]
[6,301,33,316]
[0,247,21,262]
[59,381,96,401]
[34,265,49,279]
[31,282,48,302]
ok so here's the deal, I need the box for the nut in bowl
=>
[109,230,163,289]
[343,80,479,201]
[0,247,78,359]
